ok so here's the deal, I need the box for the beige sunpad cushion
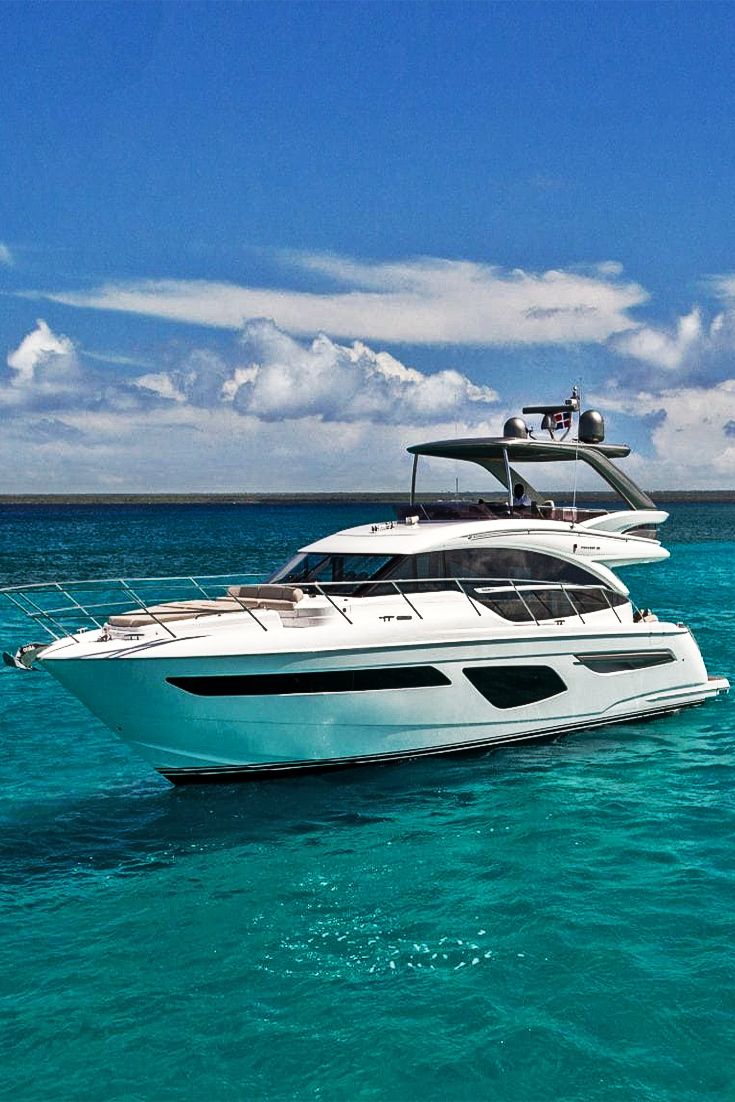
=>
[108,587,305,628]
[108,599,237,628]
[227,584,304,603]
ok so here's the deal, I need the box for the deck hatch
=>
[575,650,675,674]
[167,665,451,696]
[463,665,567,708]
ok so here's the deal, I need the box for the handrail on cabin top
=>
[1,573,628,640]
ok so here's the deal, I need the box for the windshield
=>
[268,547,622,616]
[269,553,399,586]
[269,547,603,593]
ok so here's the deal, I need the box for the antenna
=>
[454,420,459,495]
[523,386,579,441]
[571,381,582,514]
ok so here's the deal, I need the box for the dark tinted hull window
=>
[575,650,675,674]
[168,666,451,697]
[463,665,567,708]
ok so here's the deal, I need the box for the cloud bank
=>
[5,318,497,425]
[9,252,735,490]
[608,273,735,387]
[597,381,735,488]
[0,318,501,491]
[37,252,647,346]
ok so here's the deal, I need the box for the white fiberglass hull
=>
[40,622,727,783]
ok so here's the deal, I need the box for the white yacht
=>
[3,391,728,783]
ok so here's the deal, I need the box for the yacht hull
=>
[40,625,727,783]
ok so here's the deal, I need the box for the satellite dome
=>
[503,416,528,439]
[579,409,605,444]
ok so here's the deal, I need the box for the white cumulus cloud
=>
[593,380,735,488]
[6,318,79,389]
[611,274,735,381]
[613,307,706,371]
[136,318,498,424]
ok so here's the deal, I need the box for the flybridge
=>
[407,388,656,513]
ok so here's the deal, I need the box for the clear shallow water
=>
[1,503,734,1102]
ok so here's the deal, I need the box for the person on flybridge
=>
[513,483,532,508]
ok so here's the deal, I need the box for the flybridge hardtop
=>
[407,388,656,513]
[409,438,631,460]
[1,386,728,784]
[407,438,654,511]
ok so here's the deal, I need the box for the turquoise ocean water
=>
[1,503,734,1102]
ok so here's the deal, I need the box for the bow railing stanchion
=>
[188,575,212,600]
[225,592,269,632]
[455,578,483,617]
[22,585,83,641]
[184,573,262,630]
[57,580,105,632]
[390,580,423,620]
[1,587,68,641]
[117,579,179,640]
[600,586,623,623]
[314,583,353,625]
[561,583,586,625]
[509,579,539,624]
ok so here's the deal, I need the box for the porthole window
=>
[463,665,567,708]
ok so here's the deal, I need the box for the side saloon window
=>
[443,548,598,584]
[463,665,567,708]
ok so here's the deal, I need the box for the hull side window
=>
[463,665,567,708]
[168,665,451,697]
[575,651,675,674]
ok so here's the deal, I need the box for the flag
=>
[553,409,571,430]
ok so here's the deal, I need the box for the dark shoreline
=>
[2,491,735,505]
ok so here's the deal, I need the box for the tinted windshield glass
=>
[269,553,399,585]
[269,547,601,594]
[376,548,598,585]
[440,548,597,584]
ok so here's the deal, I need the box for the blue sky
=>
[3,1,735,491]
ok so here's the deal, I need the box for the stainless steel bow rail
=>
[1,573,628,643]
[0,574,265,641]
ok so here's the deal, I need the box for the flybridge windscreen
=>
[507,459,626,504]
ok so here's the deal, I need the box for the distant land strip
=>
[2,491,735,505]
